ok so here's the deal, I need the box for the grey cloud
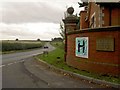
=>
[0,23,61,40]
[2,2,64,24]
[1,28,46,40]
[1,27,35,37]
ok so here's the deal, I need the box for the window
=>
[90,12,95,28]
[90,16,95,28]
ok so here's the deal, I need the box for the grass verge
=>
[36,41,120,84]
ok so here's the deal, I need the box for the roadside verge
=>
[34,56,120,88]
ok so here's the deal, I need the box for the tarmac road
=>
[2,42,55,65]
[1,43,107,88]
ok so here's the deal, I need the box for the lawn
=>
[36,41,120,84]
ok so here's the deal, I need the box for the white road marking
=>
[1,60,25,68]
[19,60,24,63]
[14,61,20,63]
[21,60,24,62]
[31,54,38,56]
[0,65,5,68]
[7,63,13,66]
[2,65,5,67]
[14,62,17,64]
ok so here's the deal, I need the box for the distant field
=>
[1,40,44,52]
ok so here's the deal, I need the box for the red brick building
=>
[63,1,120,76]
[80,1,120,29]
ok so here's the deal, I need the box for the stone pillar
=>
[62,7,79,62]
[63,7,79,33]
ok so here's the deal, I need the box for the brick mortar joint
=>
[81,60,119,67]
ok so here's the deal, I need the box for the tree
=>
[52,37,63,42]
[78,0,88,8]
[59,22,65,40]
[37,38,41,41]
[15,38,19,41]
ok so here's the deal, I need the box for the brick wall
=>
[79,11,88,29]
[111,8,120,26]
[66,26,120,76]
[87,2,101,28]
[81,2,120,29]
[102,7,110,26]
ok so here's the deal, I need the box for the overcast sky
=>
[0,0,84,40]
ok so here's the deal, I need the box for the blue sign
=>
[76,37,88,58]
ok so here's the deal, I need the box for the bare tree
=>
[59,22,65,40]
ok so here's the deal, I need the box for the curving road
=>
[2,42,55,65]
[1,43,107,88]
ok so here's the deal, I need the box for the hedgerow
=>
[1,40,43,52]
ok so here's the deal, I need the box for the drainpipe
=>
[64,28,67,62]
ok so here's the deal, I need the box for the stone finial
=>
[67,7,74,15]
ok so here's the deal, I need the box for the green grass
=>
[38,42,65,65]
[1,40,45,53]
[36,41,120,84]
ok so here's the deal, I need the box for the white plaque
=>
[76,37,89,58]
